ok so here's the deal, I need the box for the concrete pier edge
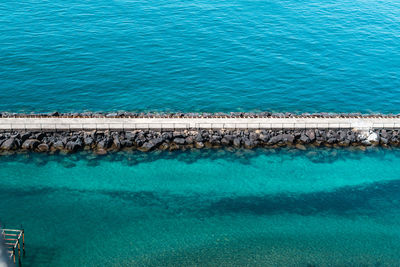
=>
[1,112,400,131]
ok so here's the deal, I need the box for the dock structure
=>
[0,117,400,131]
[1,228,25,266]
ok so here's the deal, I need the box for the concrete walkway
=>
[0,117,400,131]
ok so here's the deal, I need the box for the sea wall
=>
[0,128,395,154]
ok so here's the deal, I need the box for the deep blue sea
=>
[1,0,400,113]
[1,0,400,266]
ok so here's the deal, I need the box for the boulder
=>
[195,134,203,142]
[268,135,282,145]
[244,139,254,149]
[1,138,19,150]
[37,143,49,152]
[173,138,186,145]
[20,132,31,142]
[299,134,310,144]
[305,130,315,141]
[22,139,40,150]
[53,141,64,150]
[113,135,121,149]
[151,137,164,147]
[185,136,194,144]
[366,132,379,144]
[66,141,81,152]
[282,134,294,144]
[221,137,231,146]
[259,134,270,142]
[195,141,204,149]
[139,142,156,152]
[233,138,241,147]
[35,132,45,141]
[84,137,94,146]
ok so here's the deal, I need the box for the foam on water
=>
[1,148,400,266]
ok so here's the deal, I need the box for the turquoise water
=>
[1,0,400,113]
[2,0,400,265]
[1,148,400,266]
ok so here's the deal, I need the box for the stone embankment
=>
[0,112,398,154]
[0,128,393,154]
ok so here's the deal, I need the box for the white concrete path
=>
[0,117,400,131]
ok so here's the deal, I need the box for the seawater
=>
[0,0,400,113]
[1,0,400,265]
[1,148,400,266]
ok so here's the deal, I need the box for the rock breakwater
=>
[0,128,396,154]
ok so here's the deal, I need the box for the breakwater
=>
[0,128,395,154]
[0,112,399,153]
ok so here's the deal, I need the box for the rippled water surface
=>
[1,0,400,113]
[1,148,400,266]
[1,1,400,266]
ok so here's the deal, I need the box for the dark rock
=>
[299,134,310,144]
[305,130,316,141]
[195,141,204,149]
[244,139,254,149]
[249,132,258,142]
[268,135,282,144]
[53,141,64,150]
[173,138,186,145]
[21,132,31,142]
[233,138,241,147]
[151,137,164,147]
[327,138,337,144]
[380,130,388,139]
[113,135,121,149]
[139,142,156,152]
[173,131,184,138]
[37,143,49,152]
[66,141,81,152]
[1,138,19,150]
[22,139,40,150]
[84,137,94,146]
[195,134,203,142]
[35,132,45,141]
[185,136,194,144]
[282,134,295,143]
[121,140,133,147]
[380,137,389,144]
[125,132,137,141]
[259,133,270,142]
[221,137,231,146]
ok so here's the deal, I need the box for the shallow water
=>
[1,0,400,113]
[1,148,400,266]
